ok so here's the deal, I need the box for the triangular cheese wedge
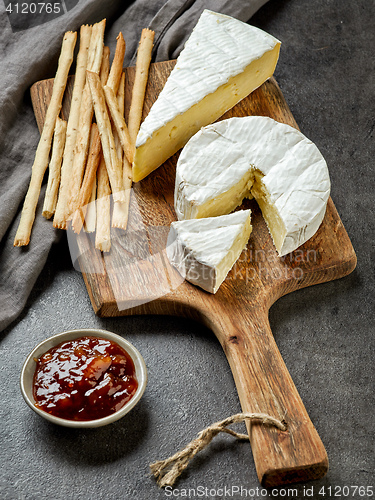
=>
[175,116,330,256]
[166,210,252,293]
[133,10,281,182]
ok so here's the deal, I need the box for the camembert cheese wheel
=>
[175,116,330,256]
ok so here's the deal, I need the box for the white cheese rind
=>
[166,210,252,293]
[175,116,330,256]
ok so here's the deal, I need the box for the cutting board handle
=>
[209,302,328,487]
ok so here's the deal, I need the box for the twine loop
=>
[150,412,287,488]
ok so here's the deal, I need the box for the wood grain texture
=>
[30,60,356,487]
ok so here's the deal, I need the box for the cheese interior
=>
[251,171,287,252]
[189,170,254,219]
[185,168,286,253]
[132,45,280,182]
[213,216,252,292]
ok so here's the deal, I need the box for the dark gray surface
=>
[1,0,374,499]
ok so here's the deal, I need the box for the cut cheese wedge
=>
[166,210,252,293]
[132,9,280,182]
[175,116,330,256]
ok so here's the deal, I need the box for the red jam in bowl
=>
[33,336,138,421]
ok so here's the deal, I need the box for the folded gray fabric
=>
[0,0,269,331]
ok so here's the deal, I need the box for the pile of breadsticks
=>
[13,19,154,252]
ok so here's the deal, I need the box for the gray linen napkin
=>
[0,0,269,331]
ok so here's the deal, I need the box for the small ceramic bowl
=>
[20,328,147,428]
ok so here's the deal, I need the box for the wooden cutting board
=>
[31,61,356,487]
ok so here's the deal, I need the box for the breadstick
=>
[112,71,125,168]
[87,70,125,203]
[106,36,125,156]
[95,156,111,252]
[104,85,135,164]
[112,72,132,230]
[71,123,102,234]
[77,45,110,234]
[42,117,67,219]
[128,28,154,145]
[66,19,106,220]
[105,34,125,172]
[80,45,111,234]
[111,157,132,230]
[82,45,111,234]
[86,19,107,74]
[119,72,133,196]
[93,35,121,246]
[83,176,97,233]
[102,33,132,165]
[106,32,125,95]
[14,30,77,246]
[100,46,111,85]
[115,72,125,148]
[105,34,125,169]
[53,24,92,229]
